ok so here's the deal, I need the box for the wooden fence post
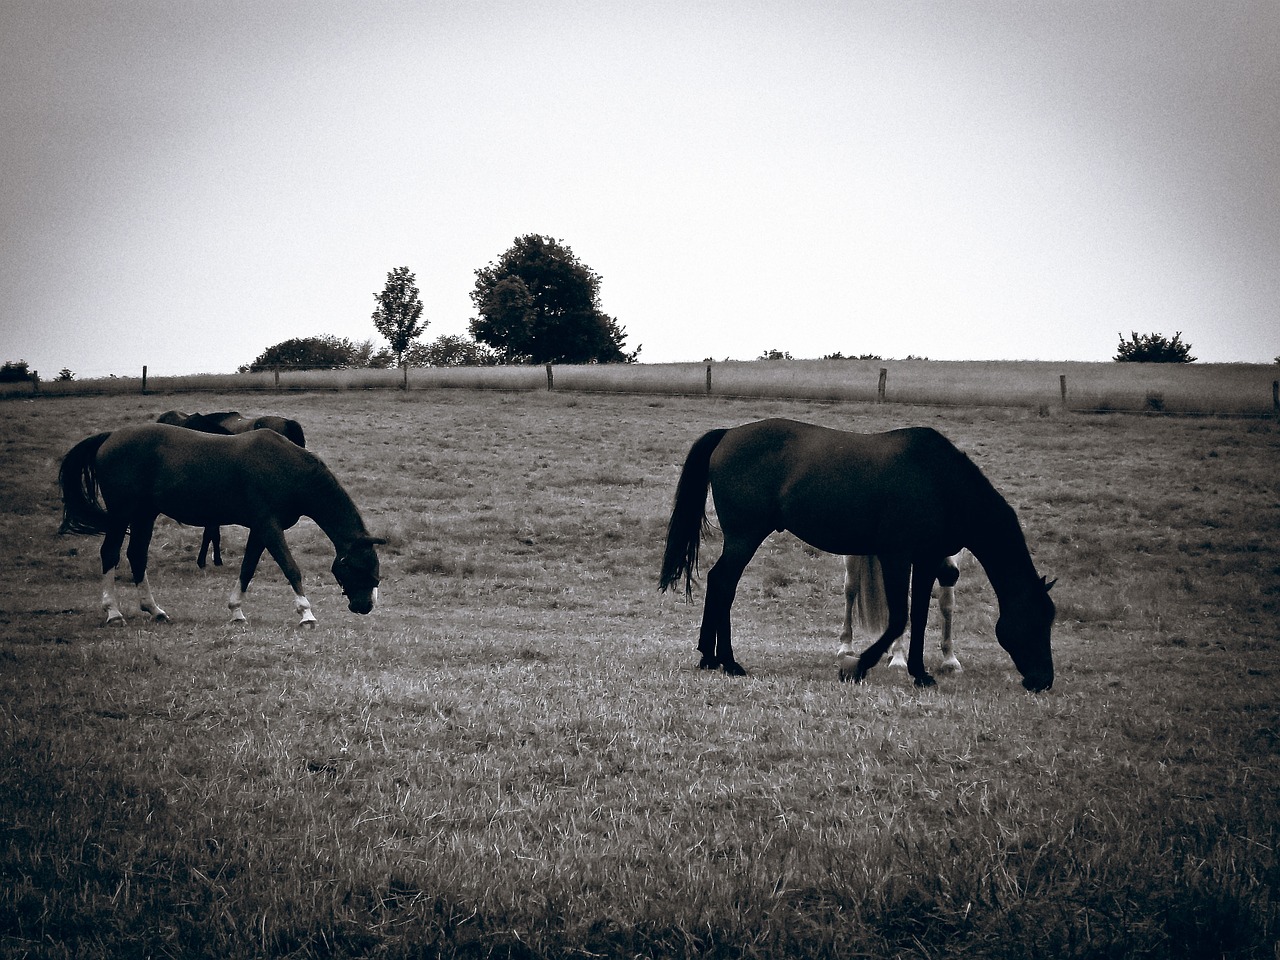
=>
[877,368,887,403]
[141,365,147,394]
[1273,380,1278,416]
[1060,375,1067,408]
[273,365,280,389]
[545,362,554,390]
[706,363,713,395]
[402,364,408,391]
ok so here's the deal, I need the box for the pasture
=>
[1,389,1277,958]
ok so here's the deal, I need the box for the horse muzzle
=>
[1021,670,1053,693]
[347,587,378,615]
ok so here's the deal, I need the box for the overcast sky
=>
[2,0,1276,377]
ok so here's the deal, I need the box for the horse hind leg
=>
[125,517,168,622]
[697,532,764,676]
[99,522,128,625]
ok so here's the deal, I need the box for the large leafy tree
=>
[469,235,637,364]
[372,267,428,367]
[1114,331,1196,363]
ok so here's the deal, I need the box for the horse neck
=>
[300,466,369,551]
[963,490,1040,605]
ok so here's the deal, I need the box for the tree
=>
[469,235,637,364]
[758,349,793,361]
[1114,331,1196,363]
[372,267,428,367]
[241,335,364,372]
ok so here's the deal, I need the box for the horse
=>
[840,551,966,674]
[155,410,307,566]
[658,419,1055,691]
[58,423,384,627]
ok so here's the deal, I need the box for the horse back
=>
[711,419,977,555]
[95,424,316,527]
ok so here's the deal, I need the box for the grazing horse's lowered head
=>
[996,576,1057,692]
[332,536,387,615]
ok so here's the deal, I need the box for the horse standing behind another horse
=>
[840,551,966,674]
[59,424,384,627]
[659,419,1055,691]
[156,410,307,566]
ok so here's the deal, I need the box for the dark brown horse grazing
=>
[156,410,307,566]
[659,419,1055,691]
[59,424,384,627]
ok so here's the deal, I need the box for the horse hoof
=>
[105,616,126,628]
[722,662,747,677]
[698,657,719,671]
[913,674,937,688]
[298,620,317,630]
[152,612,170,623]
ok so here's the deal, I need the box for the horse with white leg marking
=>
[839,551,966,675]
[659,419,1055,691]
[156,410,307,567]
[59,424,383,627]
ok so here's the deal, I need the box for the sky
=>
[2,0,1276,378]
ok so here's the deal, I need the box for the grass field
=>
[1,389,1277,958]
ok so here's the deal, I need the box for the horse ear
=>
[1042,576,1057,592]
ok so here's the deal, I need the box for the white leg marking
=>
[101,567,126,626]
[295,592,316,629]
[137,574,168,622]
[228,583,248,624]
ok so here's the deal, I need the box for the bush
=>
[1115,331,1196,363]
[0,360,32,383]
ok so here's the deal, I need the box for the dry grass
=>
[1,389,1277,958]
[5,358,1276,417]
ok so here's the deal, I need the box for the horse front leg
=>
[229,531,266,624]
[905,562,938,687]
[126,516,168,622]
[936,583,962,674]
[844,557,909,683]
[837,556,857,657]
[257,523,316,628]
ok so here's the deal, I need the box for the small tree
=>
[1114,331,1196,363]
[758,349,793,361]
[56,368,74,381]
[372,267,428,368]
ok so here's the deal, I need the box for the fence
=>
[4,360,1278,418]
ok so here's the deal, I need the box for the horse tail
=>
[659,428,729,599]
[846,555,890,633]
[58,432,113,535]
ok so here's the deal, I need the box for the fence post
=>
[1060,374,1067,409]
[545,362,554,391]
[273,365,280,389]
[402,364,408,391]
[877,368,887,403]
[1273,380,1278,416]
[141,365,147,394]
[706,363,713,395]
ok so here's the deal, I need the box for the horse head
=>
[332,535,387,614]
[996,576,1056,692]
